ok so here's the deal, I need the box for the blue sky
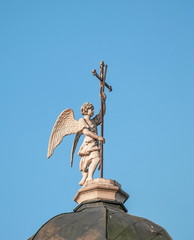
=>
[1,1,194,239]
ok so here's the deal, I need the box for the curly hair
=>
[81,102,94,115]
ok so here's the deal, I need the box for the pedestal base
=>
[74,178,129,205]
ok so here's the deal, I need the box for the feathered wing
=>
[70,132,82,167]
[47,109,85,158]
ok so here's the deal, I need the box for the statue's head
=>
[81,102,94,116]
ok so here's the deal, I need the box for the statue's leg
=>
[79,171,88,186]
[79,156,89,186]
[87,157,100,181]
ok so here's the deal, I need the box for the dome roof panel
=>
[30,201,172,240]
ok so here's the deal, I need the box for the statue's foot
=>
[86,177,92,181]
[79,180,85,186]
[79,176,87,186]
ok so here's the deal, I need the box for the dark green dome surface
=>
[29,200,172,240]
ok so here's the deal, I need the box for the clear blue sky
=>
[1,1,194,239]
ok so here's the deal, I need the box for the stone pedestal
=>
[74,178,129,204]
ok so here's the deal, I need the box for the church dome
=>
[29,179,172,240]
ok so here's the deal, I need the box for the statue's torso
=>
[78,116,100,157]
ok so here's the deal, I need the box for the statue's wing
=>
[47,109,84,158]
[70,132,82,167]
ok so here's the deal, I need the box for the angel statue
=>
[47,93,106,186]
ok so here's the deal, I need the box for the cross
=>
[92,61,112,178]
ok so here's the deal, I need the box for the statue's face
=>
[87,108,94,117]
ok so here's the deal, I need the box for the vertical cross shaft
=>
[99,61,105,178]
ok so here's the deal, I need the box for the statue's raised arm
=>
[92,92,106,126]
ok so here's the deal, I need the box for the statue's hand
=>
[98,136,105,143]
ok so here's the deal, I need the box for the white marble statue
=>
[47,93,106,186]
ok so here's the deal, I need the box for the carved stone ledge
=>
[74,178,129,204]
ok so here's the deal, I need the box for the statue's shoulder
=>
[78,118,88,129]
